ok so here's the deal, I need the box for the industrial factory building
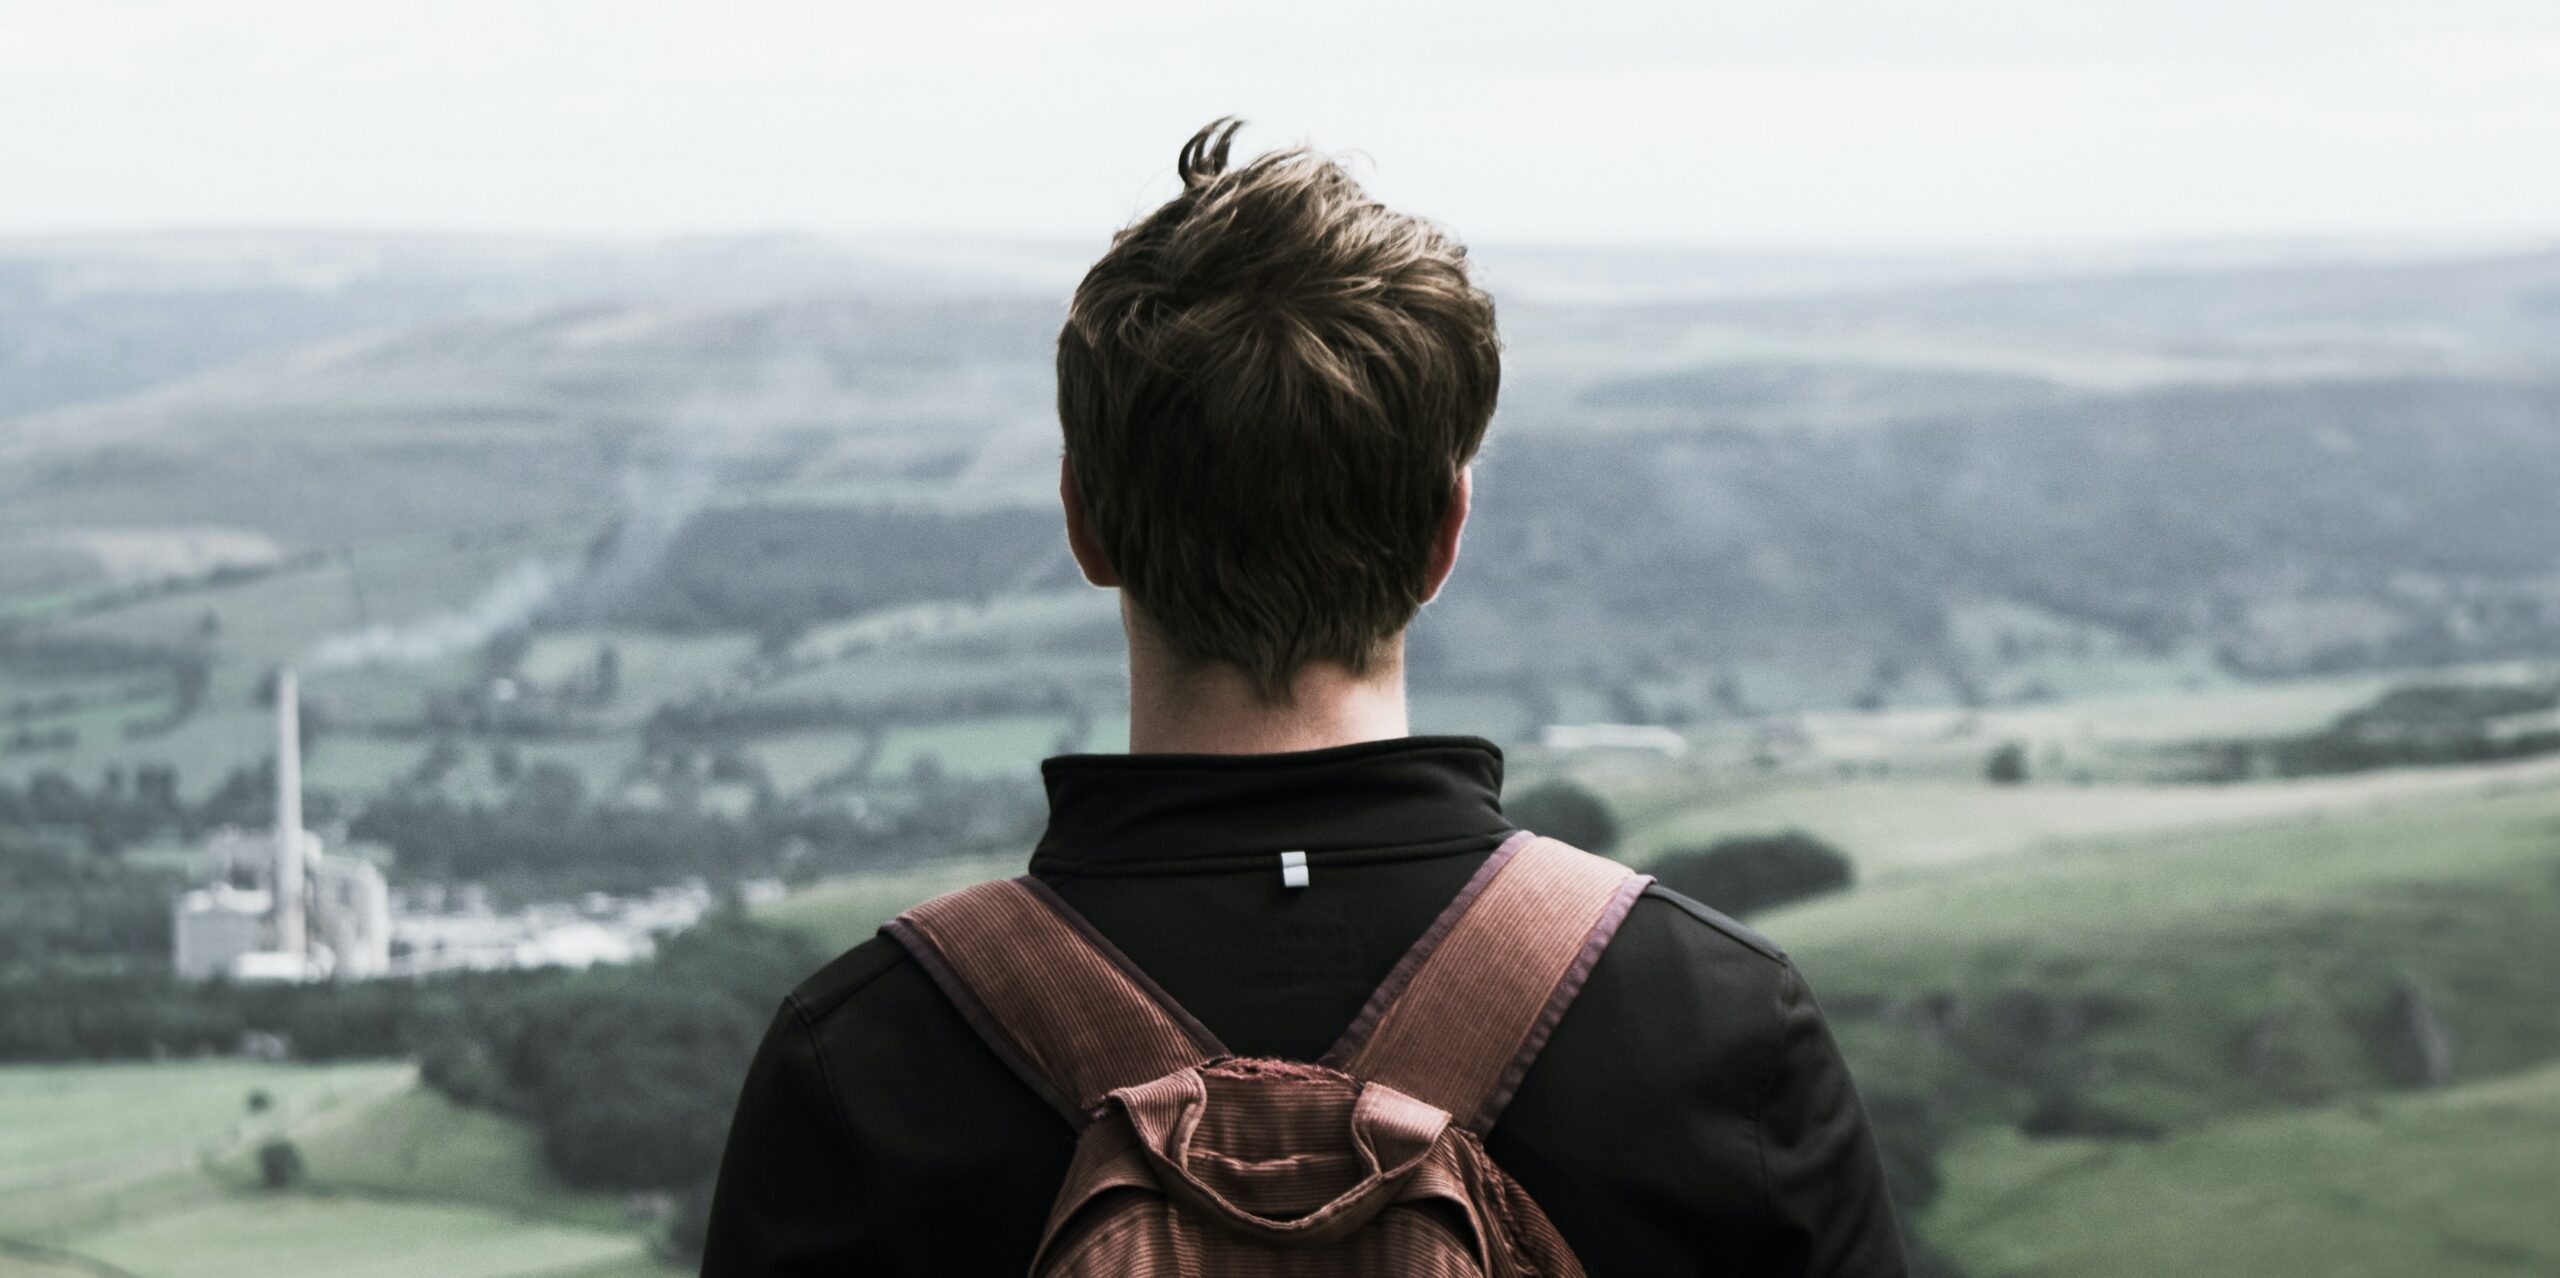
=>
[172,670,391,982]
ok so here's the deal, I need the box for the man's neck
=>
[1124,616,1410,756]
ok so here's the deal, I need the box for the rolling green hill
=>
[0,1062,682,1278]
[1930,1062,2560,1277]
[1765,773,2560,1124]
[1669,765,2560,1275]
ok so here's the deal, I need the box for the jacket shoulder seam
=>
[1639,882,1789,964]
[789,935,919,1024]
[781,989,873,1228]
[1745,959,1804,1272]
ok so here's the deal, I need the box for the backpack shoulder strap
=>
[884,875,1226,1126]
[1323,831,1651,1134]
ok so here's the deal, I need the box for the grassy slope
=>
[0,1243,112,1278]
[243,1084,632,1231]
[0,1062,410,1241]
[1621,752,2560,881]
[0,1063,679,1278]
[872,714,1073,781]
[1932,1063,2560,1277]
[1767,773,2560,1127]
[66,1198,640,1278]
[1687,763,2560,1276]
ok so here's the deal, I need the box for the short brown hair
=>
[1057,118,1501,702]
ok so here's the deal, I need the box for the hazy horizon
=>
[7,1,2560,249]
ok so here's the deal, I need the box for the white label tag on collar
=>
[1279,850,1310,890]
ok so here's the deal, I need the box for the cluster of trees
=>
[350,756,1044,892]
[0,838,180,980]
[418,915,816,1254]
[2265,680,2560,777]
[1650,831,1855,918]
[0,948,547,1061]
[1508,780,1857,918]
[646,682,1083,741]
[0,763,192,851]
[0,751,358,857]
[1505,780,1622,851]
[0,631,214,750]
[400,639,623,737]
[2151,681,2560,784]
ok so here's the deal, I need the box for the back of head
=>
[1057,118,1502,702]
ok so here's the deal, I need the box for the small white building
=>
[1540,723,1691,758]
[311,854,393,978]
[172,882,271,981]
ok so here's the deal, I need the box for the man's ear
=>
[1420,466,1471,604]
[1061,458,1122,588]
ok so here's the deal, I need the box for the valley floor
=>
[0,1062,682,1278]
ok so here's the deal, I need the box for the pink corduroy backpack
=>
[884,831,1651,1276]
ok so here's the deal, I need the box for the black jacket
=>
[702,735,1907,1275]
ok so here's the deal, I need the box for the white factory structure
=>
[173,670,392,982]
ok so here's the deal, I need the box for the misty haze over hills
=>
[6,231,2558,717]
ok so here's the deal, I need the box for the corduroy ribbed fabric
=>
[887,835,1642,1276]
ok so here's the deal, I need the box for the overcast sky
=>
[5,1,2559,249]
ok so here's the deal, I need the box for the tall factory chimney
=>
[275,668,306,959]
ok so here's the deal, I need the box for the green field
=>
[0,1243,101,1278]
[776,590,1117,669]
[1932,1063,2560,1278]
[736,728,871,795]
[0,1061,411,1240]
[0,1063,681,1278]
[303,735,436,799]
[755,851,1023,953]
[872,714,1076,781]
[0,664,282,804]
[69,1198,648,1278]
[1773,771,2560,1119]
[517,630,759,724]
[247,1085,632,1230]
[1622,751,2560,881]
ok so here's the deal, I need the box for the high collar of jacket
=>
[1031,734,1511,872]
